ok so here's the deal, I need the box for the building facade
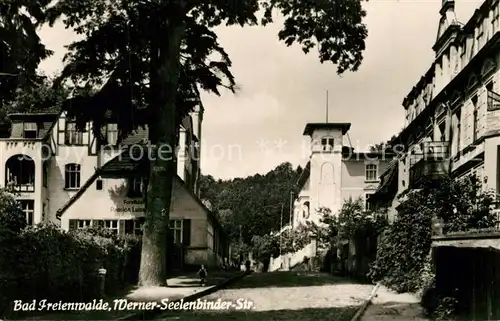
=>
[375,0,500,217]
[0,107,228,269]
[270,122,394,271]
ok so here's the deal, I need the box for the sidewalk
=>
[126,270,239,302]
[21,270,242,320]
[360,285,430,321]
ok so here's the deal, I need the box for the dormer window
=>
[23,122,37,139]
[65,122,84,145]
[106,123,119,146]
[321,137,334,151]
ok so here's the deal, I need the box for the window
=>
[321,137,334,151]
[64,122,83,145]
[42,162,48,187]
[134,219,144,236]
[78,220,91,229]
[106,123,119,146]
[477,19,484,47]
[128,176,143,197]
[472,95,479,142]
[170,220,183,243]
[365,193,374,211]
[19,200,34,226]
[302,202,310,219]
[487,81,494,92]
[96,179,103,190]
[42,202,46,221]
[65,164,81,189]
[5,155,35,192]
[365,164,378,182]
[23,122,37,139]
[438,121,446,142]
[104,220,119,234]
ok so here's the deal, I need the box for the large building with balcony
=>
[270,122,395,271]
[375,0,500,218]
[0,107,229,270]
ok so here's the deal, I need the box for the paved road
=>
[156,271,375,321]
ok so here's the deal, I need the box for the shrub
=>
[0,222,141,316]
[368,175,497,294]
[0,189,26,234]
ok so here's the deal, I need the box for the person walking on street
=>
[197,265,207,286]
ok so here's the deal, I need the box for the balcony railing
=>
[409,141,451,188]
[6,182,35,192]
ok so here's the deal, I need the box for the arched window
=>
[65,163,81,189]
[303,201,310,219]
[5,154,35,192]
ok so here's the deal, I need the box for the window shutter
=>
[69,219,77,231]
[125,219,134,234]
[182,219,191,246]
[119,220,126,235]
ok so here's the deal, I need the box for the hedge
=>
[0,223,141,316]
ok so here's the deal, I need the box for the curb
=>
[349,282,381,321]
[117,270,252,320]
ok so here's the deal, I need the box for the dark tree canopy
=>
[0,1,53,106]
[43,0,368,139]
[199,162,302,244]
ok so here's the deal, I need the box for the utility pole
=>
[239,224,243,265]
[289,191,293,227]
[279,204,284,257]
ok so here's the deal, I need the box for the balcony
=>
[409,141,450,189]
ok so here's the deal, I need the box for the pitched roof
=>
[55,149,227,238]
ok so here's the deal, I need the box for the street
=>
[156,271,374,320]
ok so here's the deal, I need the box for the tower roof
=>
[303,123,351,136]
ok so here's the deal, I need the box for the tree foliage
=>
[0,76,70,127]
[368,175,498,293]
[0,189,26,234]
[39,0,368,285]
[294,199,387,253]
[199,162,302,244]
[0,0,52,106]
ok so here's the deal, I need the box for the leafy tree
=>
[0,1,53,107]
[0,76,70,127]
[251,234,279,263]
[200,162,302,244]
[368,175,498,293]
[45,0,368,286]
[0,189,26,234]
[370,134,398,152]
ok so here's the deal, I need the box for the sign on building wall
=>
[109,199,146,213]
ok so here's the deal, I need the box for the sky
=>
[38,0,482,180]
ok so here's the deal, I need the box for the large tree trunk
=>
[138,17,186,287]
